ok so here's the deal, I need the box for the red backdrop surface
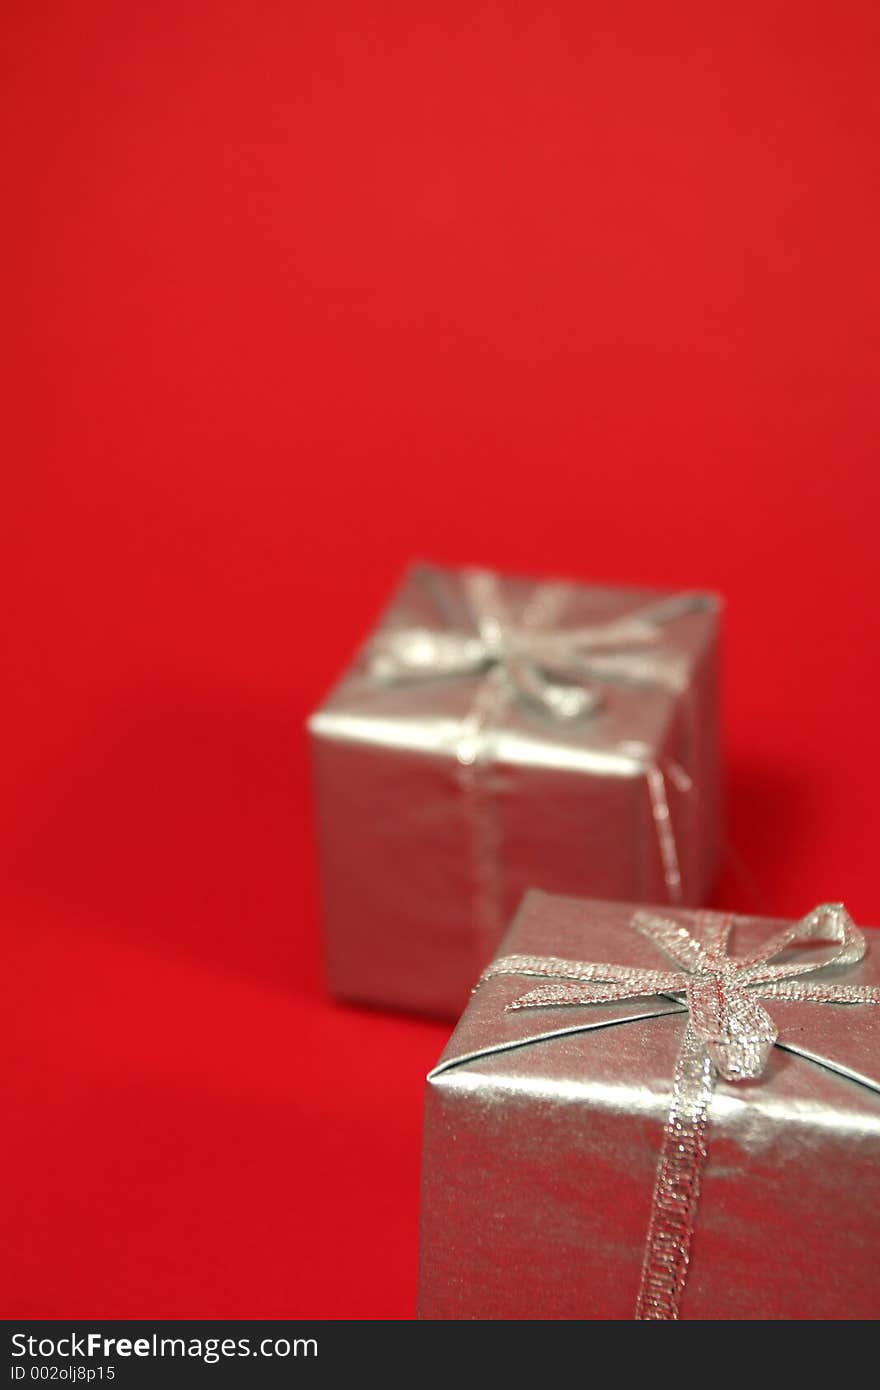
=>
[3,3,879,1318]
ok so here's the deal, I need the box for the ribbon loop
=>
[632,909,730,973]
[738,902,865,985]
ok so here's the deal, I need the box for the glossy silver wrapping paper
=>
[308,563,721,1018]
[417,892,880,1320]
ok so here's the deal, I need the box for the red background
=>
[4,3,879,1318]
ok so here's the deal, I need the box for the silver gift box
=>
[418,891,880,1320]
[308,563,721,1018]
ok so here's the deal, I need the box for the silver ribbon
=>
[370,569,708,919]
[370,568,701,719]
[480,903,880,1320]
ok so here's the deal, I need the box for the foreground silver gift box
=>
[418,892,880,1320]
[309,562,721,1018]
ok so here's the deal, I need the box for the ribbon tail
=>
[480,953,687,994]
[644,763,684,904]
[368,629,487,681]
[626,591,716,627]
[755,981,880,1005]
[507,980,657,1011]
[635,1023,715,1320]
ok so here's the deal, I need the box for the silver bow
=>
[481,903,880,1319]
[369,568,699,718]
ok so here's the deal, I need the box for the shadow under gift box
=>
[417,892,880,1320]
[308,564,722,1018]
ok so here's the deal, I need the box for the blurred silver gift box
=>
[308,562,722,1018]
